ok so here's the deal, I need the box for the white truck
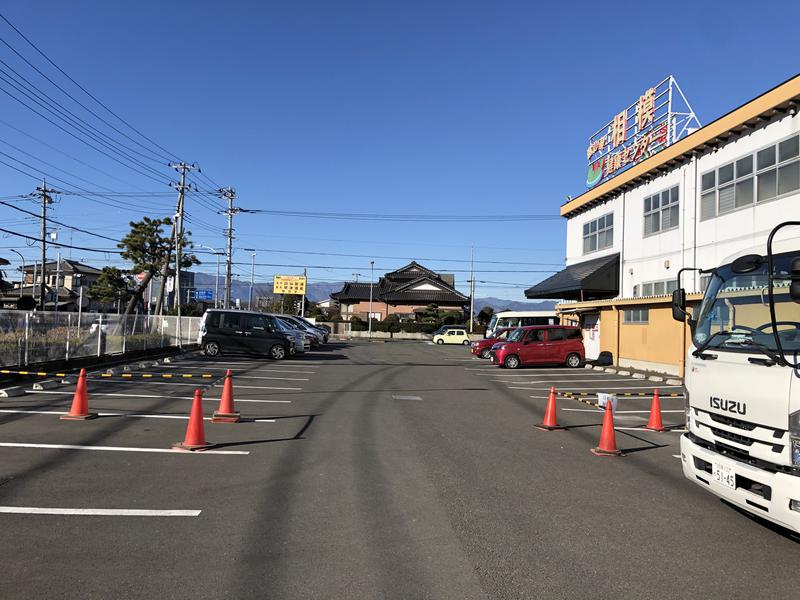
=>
[672,221,800,532]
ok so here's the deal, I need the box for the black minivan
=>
[198,309,295,359]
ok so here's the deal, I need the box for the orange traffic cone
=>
[60,369,97,420]
[646,388,665,432]
[591,398,622,456]
[536,386,565,430]
[212,370,240,423]
[173,390,214,451]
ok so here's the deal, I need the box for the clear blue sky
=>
[0,0,797,300]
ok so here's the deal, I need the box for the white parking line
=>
[25,390,291,403]
[0,409,276,422]
[561,408,684,414]
[508,385,684,392]
[392,395,423,401]
[497,378,671,384]
[0,442,249,455]
[159,365,316,374]
[0,507,201,517]
[214,384,302,390]
[232,375,309,381]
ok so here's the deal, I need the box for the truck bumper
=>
[681,434,800,533]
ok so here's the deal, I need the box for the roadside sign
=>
[273,275,307,295]
[194,289,213,301]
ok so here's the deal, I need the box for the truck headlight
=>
[789,411,800,466]
[684,388,691,430]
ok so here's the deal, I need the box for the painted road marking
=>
[0,409,275,422]
[215,384,302,390]
[159,365,316,374]
[0,442,249,455]
[0,507,202,517]
[561,408,684,414]
[510,386,684,392]
[229,375,309,381]
[25,391,291,403]
[614,427,682,432]
[497,378,677,384]
[392,395,423,401]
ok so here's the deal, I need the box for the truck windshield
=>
[693,251,800,355]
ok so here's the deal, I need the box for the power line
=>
[229,261,557,274]
[242,209,561,222]
[0,226,121,253]
[0,199,121,243]
[0,11,180,163]
[237,246,564,266]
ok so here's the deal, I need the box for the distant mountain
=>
[472,298,557,313]
[191,274,555,312]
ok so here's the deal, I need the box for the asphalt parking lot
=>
[1,340,799,599]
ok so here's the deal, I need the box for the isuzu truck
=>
[672,221,800,531]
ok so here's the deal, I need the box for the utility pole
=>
[469,244,475,334]
[218,187,238,309]
[168,163,197,349]
[168,163,197,312]
[368,260,374,339]
[300,268,307,317]
[34,179,57,312]
[249,252,256,310]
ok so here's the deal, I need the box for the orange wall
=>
[341,300,464,319]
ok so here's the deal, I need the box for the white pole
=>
[368,260,374,339]
[300,268,306,317]
[469,244,475,334]
[215,253,220,308]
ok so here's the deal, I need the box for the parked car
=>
[273,315,312,353]
[470,327,514,359]
[489,325,584,369]
[198,309,295,360]
[433,328,471,345]
[432,325,467,337]
[296,317,330,343]
[280,315,326,346]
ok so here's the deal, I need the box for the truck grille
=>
[707,425,754,447]
[707,412,756,431]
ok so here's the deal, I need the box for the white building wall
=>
[565,111,800,297]
[565,195,622,266]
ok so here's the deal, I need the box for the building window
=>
[623,308,649,323]
[643,185,679,235]
[701,133,800,220]
[582,213,613,254]
[638,278,677,297]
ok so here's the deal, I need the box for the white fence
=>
[0,310,201,367]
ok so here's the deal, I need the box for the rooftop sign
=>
[585,76,700,188]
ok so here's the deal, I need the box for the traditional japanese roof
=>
[329,282,375,301]
[380,276,469,304]
[525,253,619,301]
[330,262,469,307]
[383,261,439,282]
[561,73,800,218]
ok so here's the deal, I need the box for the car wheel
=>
[566,353,582,368]
[480,348,492,359]
[203,341,220,357]
[436,339,444,345]
[269,344,287,360]
[462,340,470,345]
[504,354,520,369]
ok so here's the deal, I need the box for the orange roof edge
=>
[560,73,800,218]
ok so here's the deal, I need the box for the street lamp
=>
[368,260,374,339]
[201,245,221,308]
[9,249,24,298]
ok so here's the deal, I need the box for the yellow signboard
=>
[273,275,307,295]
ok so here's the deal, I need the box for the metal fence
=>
[0,310,201,368]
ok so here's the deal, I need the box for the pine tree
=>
[117,217,200,316]
[87,267,134,309]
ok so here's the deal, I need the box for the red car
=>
[490,325,584,369]
[470,327,514,359]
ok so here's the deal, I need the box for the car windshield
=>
[487,315,498,331]
[507,328,525,342]
[693,250,800,354]
[489,329,508,340]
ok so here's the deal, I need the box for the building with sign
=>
[330,261,470,321]
[526,74,800,375]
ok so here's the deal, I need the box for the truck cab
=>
[673,224,800,531]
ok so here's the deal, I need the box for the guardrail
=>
[0,310,201,368]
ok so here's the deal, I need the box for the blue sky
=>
[0,1,797,300]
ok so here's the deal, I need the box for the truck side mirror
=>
[791,257,800,302]
[671,288,687,321]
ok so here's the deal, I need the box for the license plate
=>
[712,461,736,489]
